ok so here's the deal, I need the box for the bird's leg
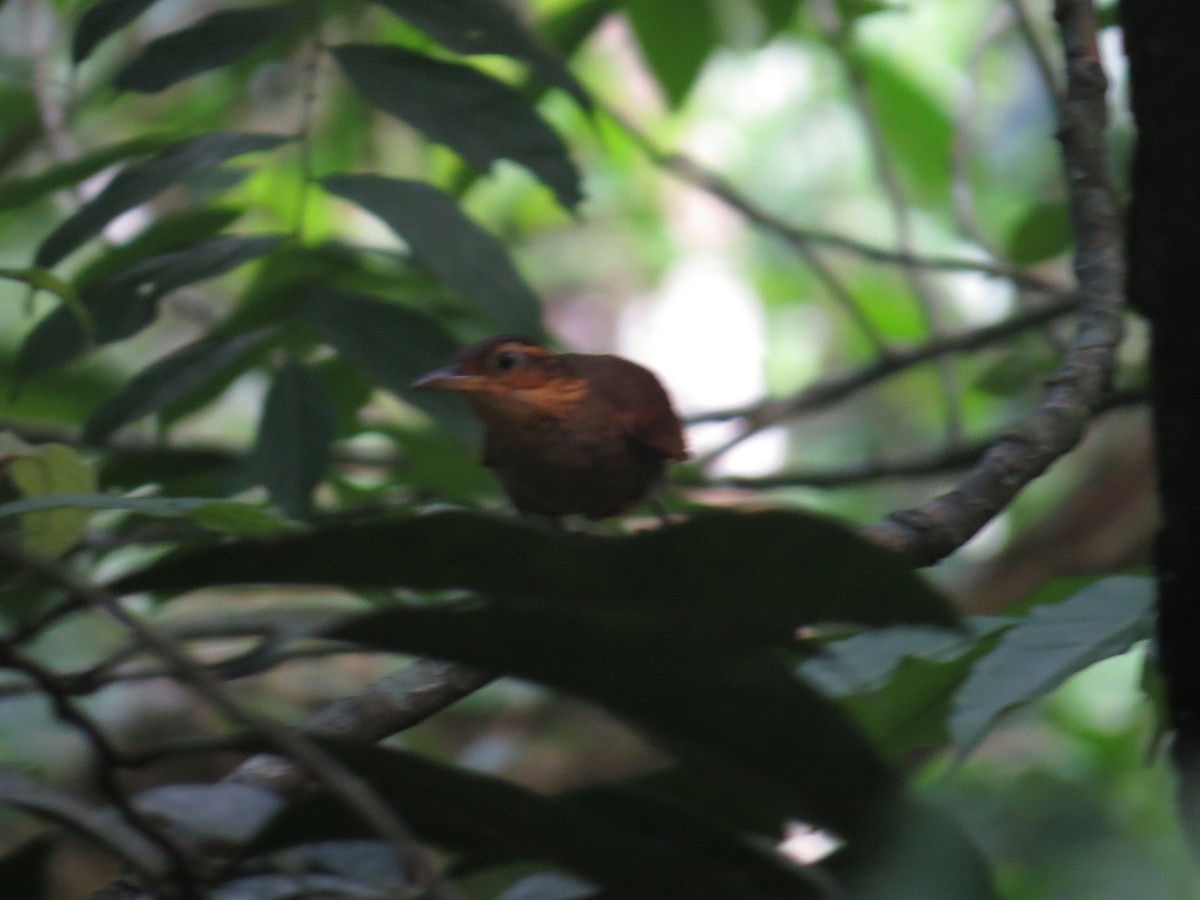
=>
[648,493,673,528]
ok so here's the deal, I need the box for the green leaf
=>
[622,0,718,106]
[114,5,303,94]
[113,509,960,637]
[72,0,164,64]
[82,328,275,442]
[19,234,282,381]
[0,267,92,336]
[0,135,173,210]
[539,0,614,54]
[323,175,542,335]
[1004,201,1072,265]
[35,131,288,267]
[252,360,337,519]
[74,207,245,287]
[253,742,824,899]
[949,575,1156,759]
[368,0,589,106]
[302,288,473,435]
[333,44,582,209]
[758,0,799,36]
[855,52,953,206]
[0,493,293,535]
[5,443,97,557]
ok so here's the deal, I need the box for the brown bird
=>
[412,336,688,522]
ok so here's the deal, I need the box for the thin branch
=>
[702,389,1144,490]
[0,640,201,896]
[863,0,1124,565]
[0,541,436,890]
[691,295,1079,464]
[1008,0,1066,106]
[812,0,965,443]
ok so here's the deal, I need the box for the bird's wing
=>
[568,355,689,461]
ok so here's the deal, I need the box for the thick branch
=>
[862,0,1124,565]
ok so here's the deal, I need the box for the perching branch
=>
[863,0,1124,565]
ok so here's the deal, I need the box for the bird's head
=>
[411,336,588,424]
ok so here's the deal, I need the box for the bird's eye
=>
[494,350,521,372]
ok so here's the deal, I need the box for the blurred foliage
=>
[0,0,1176,898]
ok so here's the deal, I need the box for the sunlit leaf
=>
[252,360,337,519]
[5,443,97,557]
[333,44,582,209]
[83,328,275,442]
[323,175,542,335]
[35,132,288,267]
[950,576,1155,759]
[114,5,303,94]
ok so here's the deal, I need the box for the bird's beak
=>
[411,366,478,391]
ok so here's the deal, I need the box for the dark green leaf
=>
[0,836,53,900]
[1004,201,1072,265]
[368,0,589,106]
[333,44,582,209]
[253,742,825,898]
[0,493,294,535]
[35,132,288,267]
[253,360,337,519]
[323,175,542,335]
[622,0,718,106]
[758,0,799,36]
[302,288,474,436]
[113,509,960,637]
[73,0,163,64]
[20,234,281,380]
[0,135,173,210]
[74,207,245,287]
[950,575,1155,759]
[114,5,303,94]
[83,328,275,442]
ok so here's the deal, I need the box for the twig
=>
[701,389,1144,490]
[691,295,1078,462]
[0,640,201,896]
[0,541,436,890]
[863,0,1124,565]
[601,102,891,356]
[812,0,965,444]
[1008,0,1065,107]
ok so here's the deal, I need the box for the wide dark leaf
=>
[114,509,959,638]
[367,0,589,105]
[252,360,337,519]
[252,741,826,899]
[35,132,287,267]
[72,0,163,63]
[83,328,274,442]
[302,287,475,437]
[114,5,302,94]
[19,234,281,380]
[333,44,582,209]
[323,175,542,335]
